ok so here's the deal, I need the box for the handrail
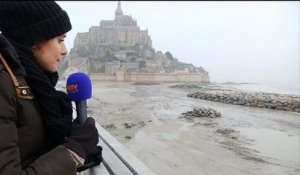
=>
[78,122,156,175]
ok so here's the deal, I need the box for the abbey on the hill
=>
[60,1,210,83]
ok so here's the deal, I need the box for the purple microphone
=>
[66,72,92,124]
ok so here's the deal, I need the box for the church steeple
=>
[115,1,123,17]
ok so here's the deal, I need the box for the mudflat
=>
[70,81,299,175]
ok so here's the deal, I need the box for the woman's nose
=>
[61,43,68,56]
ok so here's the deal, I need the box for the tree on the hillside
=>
[99,65,105,73]
[138,60,146,68]
[77,46,88,57]
[165,51,173,59]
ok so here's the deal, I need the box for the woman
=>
[0,1,101,174]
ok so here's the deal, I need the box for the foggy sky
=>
[57,1,299,91]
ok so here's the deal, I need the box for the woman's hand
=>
[63,117,99,159]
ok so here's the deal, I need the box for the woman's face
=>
[31,34,68,72]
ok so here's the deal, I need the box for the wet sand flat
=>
[85,81,300,175]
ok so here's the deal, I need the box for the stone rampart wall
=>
[90,72,210,83]
[90,73,116,81]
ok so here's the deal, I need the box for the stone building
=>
[61,1,210,82]
[73,1,152,55]
[105,61,121,75]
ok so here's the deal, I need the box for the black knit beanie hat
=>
[0,1,72,46]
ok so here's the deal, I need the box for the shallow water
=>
[217,82,300,96]
[59,81,300,175]
[238,127,300,164]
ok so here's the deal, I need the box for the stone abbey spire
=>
[115,1,123,17]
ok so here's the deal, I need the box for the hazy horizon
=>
[57,1,299,92]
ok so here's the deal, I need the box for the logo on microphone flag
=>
[67,84,79,94]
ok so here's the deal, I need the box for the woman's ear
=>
[30,45,38,52]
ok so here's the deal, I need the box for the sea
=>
[212,81,299,96]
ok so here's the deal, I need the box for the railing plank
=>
[98,135,134,174]
[96,123,156,175]
[77,123,156,175]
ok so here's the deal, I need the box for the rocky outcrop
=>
[181,107,221,120]
[187,90,300,113]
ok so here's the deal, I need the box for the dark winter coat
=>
[0,36,77,174]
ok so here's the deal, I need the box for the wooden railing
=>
[78,123,156,175]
